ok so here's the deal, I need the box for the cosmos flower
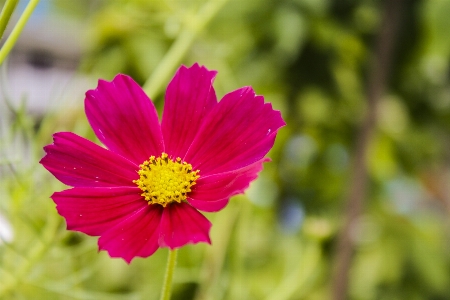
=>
[40,64,285,263]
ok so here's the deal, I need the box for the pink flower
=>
[40,64,285,263]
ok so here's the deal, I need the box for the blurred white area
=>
[0,0,94,117]
[0,212,13,244]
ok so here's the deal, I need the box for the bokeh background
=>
[1,0,450,299]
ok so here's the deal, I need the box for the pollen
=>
[133,153,200,207]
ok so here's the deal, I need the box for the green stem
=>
[159,249,178,300]
[0,0,19,40]
[0,0,40,66]
[142,0,229,99]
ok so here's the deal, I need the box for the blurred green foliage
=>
[2,0,450,299]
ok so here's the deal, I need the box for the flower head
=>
[40,64,285,263]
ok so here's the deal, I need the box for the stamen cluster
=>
[133,153,200,207]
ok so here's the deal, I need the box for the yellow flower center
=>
[133,153,200,207]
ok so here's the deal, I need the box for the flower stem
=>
[143,0,229,99]
[0,0,19,40]
[0,0,40,66]
[159,249,178,300]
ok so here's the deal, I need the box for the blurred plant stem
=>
[331,0,405,299]
[194,200,240,300]
[0,0,40,65]
[159,249,178,300]
[0,0,19,40]
[142,0,229,99]
[265,241,321,300]
[228,198,251,300]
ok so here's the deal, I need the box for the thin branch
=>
[331,1,405,299]
[0,0,41,65]
[0,0,19,40]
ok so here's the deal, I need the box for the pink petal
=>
[161,64,217,159]
[52,187,144,236]
[98,204,163,263]
[185,87,285,175]
[188,159,267,212]
[159,202,212,249]
[40,132,138,187]
[187,198,229,213]
[85,74,164,164]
